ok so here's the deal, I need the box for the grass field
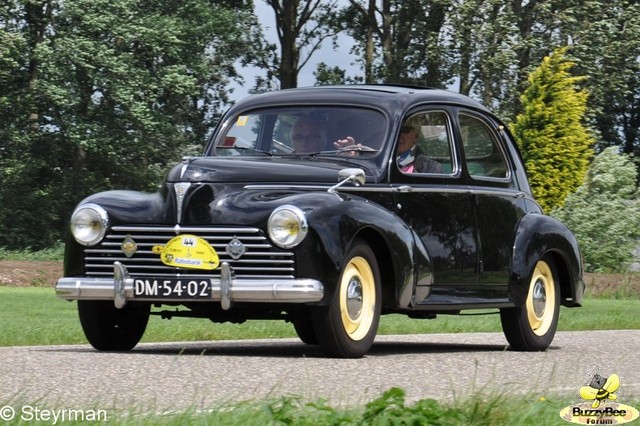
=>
[1,286,638,347]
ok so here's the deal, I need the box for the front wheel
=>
[311,239,381,358]
[500,256,560,351]
[78,300,150,351]
[292,317,318,345]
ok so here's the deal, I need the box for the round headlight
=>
[70,203,109,246]
[268,205,308,249]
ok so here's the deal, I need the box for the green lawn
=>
[1,286,638,347]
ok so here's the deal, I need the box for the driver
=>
[291,117,360,154]
[290,118,327,153]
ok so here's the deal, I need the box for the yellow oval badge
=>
[154,235,219,270]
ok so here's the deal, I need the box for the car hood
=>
[166,156,371,184]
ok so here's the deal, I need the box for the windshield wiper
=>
[338,144,378,153]
[286,145,379,158]
[217,146,273,156]
[308,146,379,157]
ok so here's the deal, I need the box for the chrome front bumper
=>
[55,261,324,310]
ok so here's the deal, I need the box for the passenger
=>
[396,119,442,173]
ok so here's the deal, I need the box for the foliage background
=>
[553,147,640,272]
[1,0,639,271]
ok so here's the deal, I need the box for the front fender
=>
[80,189,169,225]
[292,192,430,307]
[510,213,584,307]
[63,190,168,276]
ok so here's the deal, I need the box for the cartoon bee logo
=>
[579,372,620,408]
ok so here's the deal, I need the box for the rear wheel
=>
[500,256,560,351]
[311,239,381,358]
[78,300,150,351]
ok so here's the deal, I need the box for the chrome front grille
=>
[84,225,295,279]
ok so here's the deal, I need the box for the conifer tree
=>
[510,47,594,212]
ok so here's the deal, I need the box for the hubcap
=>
[532,279,546,317]
[346,278,363,320]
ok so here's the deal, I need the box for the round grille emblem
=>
[121,235,137,258]
[226,237,246,260]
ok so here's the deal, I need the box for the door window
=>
[396,111,455,175]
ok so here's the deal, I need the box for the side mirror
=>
[329,168,366,193]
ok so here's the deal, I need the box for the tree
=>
[449,0,519,109]
[0,0,259,250]
[257,0,341,90]
[314,62,347,85]
[0,0,61,249]
[340,0,452,86]
[553,147,640,272]
[510,47,594,212]
[567,1,640,155]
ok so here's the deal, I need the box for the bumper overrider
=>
[55,261,324,310]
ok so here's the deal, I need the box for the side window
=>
[459,114,509,179]
[397,111,454,175]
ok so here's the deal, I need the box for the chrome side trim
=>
[244,184,333,191]
[244,183,526,198]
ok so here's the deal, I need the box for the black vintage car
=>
[56,85,583,358]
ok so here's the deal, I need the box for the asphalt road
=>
[1,330,639,414]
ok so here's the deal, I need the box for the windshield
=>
[209,106,388,164]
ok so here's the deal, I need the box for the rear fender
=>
[510,213,584,307]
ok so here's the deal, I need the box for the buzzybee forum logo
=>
[560,367,639,424]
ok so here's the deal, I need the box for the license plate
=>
[133,278,211,299]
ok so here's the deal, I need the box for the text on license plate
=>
[133,279,211,299]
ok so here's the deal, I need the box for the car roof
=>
[228,84,492,116]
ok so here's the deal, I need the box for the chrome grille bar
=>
[83,225,295,279]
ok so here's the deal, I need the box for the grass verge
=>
[0,287,638,347]
[2,388,638,425]
[0,245,64,261]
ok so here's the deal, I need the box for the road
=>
[0,330,638,414]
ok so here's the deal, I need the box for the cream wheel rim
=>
[339,256,375,341]
[526,260,556,336]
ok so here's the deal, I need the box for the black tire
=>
[292,318,318,345]
[311,239,381,358]
[500,256,560,351]
[78,300,150,351]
